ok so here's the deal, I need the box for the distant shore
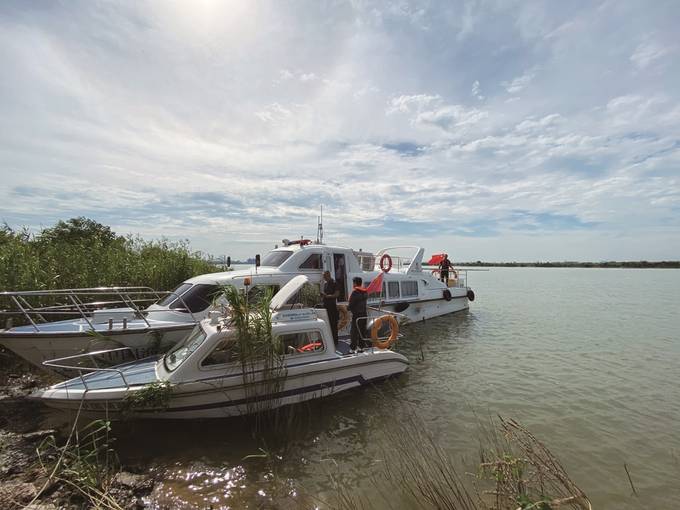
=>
[455,261,680,268]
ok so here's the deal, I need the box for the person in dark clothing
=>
[321,270,339,346]
[348,276,368,351]
[439,254,454,282]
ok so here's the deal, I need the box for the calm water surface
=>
[60,268,680,508]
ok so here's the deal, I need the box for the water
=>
[56,268,680,508]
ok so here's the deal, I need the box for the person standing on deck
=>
[321,270,339,346]
[348,277,368,351]
[439,254,454,282]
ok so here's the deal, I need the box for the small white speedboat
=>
[32,277,409,419]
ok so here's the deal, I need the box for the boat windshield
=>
[163,325,207,371]
[157,283,192,306]
[260,250,294,267]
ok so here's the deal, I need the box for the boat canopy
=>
[269,275,311,311]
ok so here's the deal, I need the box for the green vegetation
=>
[0,217,219,292]
[221,285,288,421]
[121,381,173,414]
[35,418,123,509]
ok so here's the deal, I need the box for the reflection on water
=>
[44,268,680,509]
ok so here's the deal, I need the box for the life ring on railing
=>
[337,304,350,330]
[443,289,452,301]
[379,254,393,273]
[371,315,399,349]
[298,342,322,353]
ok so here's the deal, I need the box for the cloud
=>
[630,38,675,69]
[386,94,441,115]
[471,80,484,101]
[501,70,536,94]
[0,0,679,261]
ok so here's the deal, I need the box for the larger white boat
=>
[1,242,474,370]
[33,276,409,419]
[148,243,474,328]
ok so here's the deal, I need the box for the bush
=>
[0,217,219,292]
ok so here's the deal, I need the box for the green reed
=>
[0,217,218,293]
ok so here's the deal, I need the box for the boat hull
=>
[0,324,193,375]
[36,351,408,419]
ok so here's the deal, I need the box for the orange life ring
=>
[298,342,322,352]
[371,315,399,349]
[337,304,350,330]
[379,254,392,273]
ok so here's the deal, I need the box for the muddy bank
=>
[0,363,155,509]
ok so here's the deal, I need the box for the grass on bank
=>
[0,217,218,292]
[0,217,220,370]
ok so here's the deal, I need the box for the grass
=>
[220,284,288,423]
[0,217,220,369]
[0,217,218,293]
[310,403,592,510]
[33,410,124,510]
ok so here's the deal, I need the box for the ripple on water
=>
[63,268,680,510]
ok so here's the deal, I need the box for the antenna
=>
[317,205,324,244]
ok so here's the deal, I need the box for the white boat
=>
[147,242,475,330]
[32,276,409,419]
[0,287,198,373]
[1,241,474,371]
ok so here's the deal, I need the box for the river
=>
[46,267,680,508]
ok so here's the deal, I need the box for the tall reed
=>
[220,285,287,424]
[0,218,218,293]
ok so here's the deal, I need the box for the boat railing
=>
[0,287,198,332]
[358,308,407,345]
[42,347,138,390]
[423,267,468,288]
[372,254,415,273]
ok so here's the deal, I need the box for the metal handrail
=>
[42,347,138,390]
[1,287,199,331]
[0,286,158,297]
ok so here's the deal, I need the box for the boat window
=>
[202,337,236,366]
[279,330,324,355]
[388,281,400,299]
[401,280,418,297]
[157,283,192,306]
[169,284,220,313]
[164,325,207,371]
[260,250,294,267]
[299,254,322,270]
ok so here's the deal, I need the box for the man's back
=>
[349,288,367,317]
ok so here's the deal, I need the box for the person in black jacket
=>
[348,277,368,351]
[439,254,454,282]
[321,270,339,346]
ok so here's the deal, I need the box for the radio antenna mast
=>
[317,206,324,244]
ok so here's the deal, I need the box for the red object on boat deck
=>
[427,253,446,265]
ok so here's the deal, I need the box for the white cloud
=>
[471,80,484,100]
[0,1,678,260]
[502,70,535,94]
[630,39,675,69]
[386,94,442,115]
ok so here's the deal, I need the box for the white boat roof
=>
[184,243,425,286]
[270,275,311,310]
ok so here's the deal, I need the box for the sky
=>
[1,0,679,261]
